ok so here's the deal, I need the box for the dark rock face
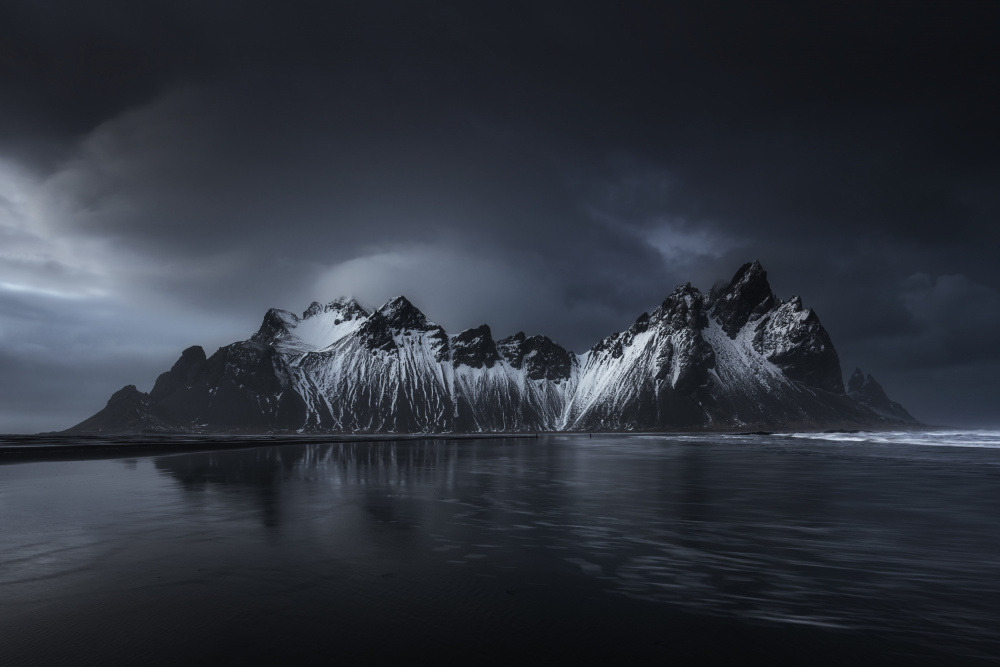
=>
[357,311,396,353]
[180,342,307,431]
[522,336,574,381]
[658,283,709,331]
[149,345,207,402]
[67,262,919,434]
[590,331,625,359]
[751,296,845,393]
[302,298,368,322]
[452,325,500,369]
[712,260,777,337]
[497,331,574,382]
[652,283,715,394]
[67,385,177,434]
[497,332,573,381]
[380,296,430,331]
[848,368,918,423]
[90,342,309,433]
[496,331,527,366]
[357,297,450,361]
[847,368,866,393]
[250,309,288,345]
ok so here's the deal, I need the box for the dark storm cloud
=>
[0,0,998,430]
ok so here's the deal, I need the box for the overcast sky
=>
[1,1,998,432]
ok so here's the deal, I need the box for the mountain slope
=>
[67,261,917,434]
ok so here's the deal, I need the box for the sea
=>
[1,431,998,665]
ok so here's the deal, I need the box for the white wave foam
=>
[787,430,1000,449]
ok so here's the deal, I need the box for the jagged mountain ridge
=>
[69,261,917,434]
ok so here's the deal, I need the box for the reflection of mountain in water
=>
[154,447,299,527]
[142,435,1000,662]
[152,440,484,529]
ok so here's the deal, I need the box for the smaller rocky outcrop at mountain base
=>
[68,385,179,434]
[847,368,918,423]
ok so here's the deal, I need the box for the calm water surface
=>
[1,432,999,665]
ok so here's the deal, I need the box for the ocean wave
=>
[787,430,1000,448]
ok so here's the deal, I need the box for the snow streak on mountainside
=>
[69,261,918,434]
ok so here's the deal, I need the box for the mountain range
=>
[68,261,918,434]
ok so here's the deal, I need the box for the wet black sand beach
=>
[2,432,998,665]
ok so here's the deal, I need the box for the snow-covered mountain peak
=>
[302,296,370,321]
[354,297,449,362]
[651,282,708,331]
[496,332,574,380]
[451,324,500,369]
[250,308,297,346]
[250,298,370,354]
[711,260,777,337]
[749,294,843,393]
[377,296,436,331]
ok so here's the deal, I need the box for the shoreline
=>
[0,432,538,462]
[0,424,947,463]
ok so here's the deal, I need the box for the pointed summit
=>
[150,346,207,402]
[653,282,708,331]
[251,308,297,345]
[302,297,369,320]
[848,367,866,393]
[252,297,370,352]
[496,333,573,381]
[302,301,324,318]
[712,260,777,337]
[451,324,500,369]
[328,296,369,316]
[379,296,431,330]
[496,332,526,366]
[356,296,446,355]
